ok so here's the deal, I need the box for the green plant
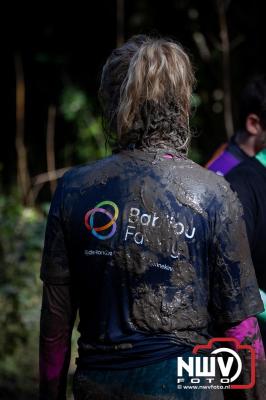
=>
[0,192,46,396]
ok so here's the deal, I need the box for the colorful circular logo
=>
[84,200,119,240]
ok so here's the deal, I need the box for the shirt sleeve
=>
[209,180,264,325]
[40,177,71,285]
[39,283,77,400]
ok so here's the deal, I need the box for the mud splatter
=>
[132,281,208,335]
[170,259,195,288]
[114,244,158,275]
[60,147,263,368]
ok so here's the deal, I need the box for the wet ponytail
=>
[99,35,195,153]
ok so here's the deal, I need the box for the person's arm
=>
[39,283,77,400]
[39,174,76,399]
[224,316,265,361]
[221,317,266,400]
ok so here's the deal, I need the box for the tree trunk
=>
[46,105,57,195]
[217,0,234,139]
[14,53,34,206]
[116,0,124,47]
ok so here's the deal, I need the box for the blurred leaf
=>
[60,85,111,163]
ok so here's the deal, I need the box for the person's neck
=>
[235,132,256,156]
[238,142,256,156]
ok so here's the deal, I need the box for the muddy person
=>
[39,35,265,400]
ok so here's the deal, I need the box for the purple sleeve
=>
[207,150,241,176]
[39,283,77,400]
[224,317,266,399]
[225,317,265,361]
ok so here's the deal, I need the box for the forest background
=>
[1,1,266,398]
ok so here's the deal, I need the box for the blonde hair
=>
[99,35,195,153]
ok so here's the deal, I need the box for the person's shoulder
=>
[226,157,258,182]
[171,157,232,201]
[205,143,228,171]
[60,154,121,188]
[176,157,228,186]
[168,157,240,218]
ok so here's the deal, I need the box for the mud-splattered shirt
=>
[40,148,263,370]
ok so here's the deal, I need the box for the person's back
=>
[39,35,265,400]
[45,149,261,371]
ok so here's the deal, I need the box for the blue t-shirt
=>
[41,148,263,369]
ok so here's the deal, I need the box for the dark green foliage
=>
[2,1,266,397]
[0,192,46,396]
[60,86,112,164]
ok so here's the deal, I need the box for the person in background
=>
[39,35,265,400]
[226,147,266,350]
[206,76,266,176]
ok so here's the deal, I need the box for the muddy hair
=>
[99,35,195,154]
